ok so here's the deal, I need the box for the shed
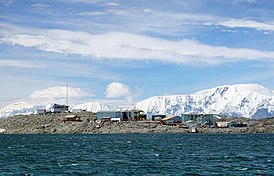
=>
[62,115,80,122]
[46,104,69,113]
[35,108,46,114]
[216,121,232,128]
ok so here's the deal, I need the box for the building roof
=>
[162,116,180,121]
[217,121,232,124]
[65,115,77,118]
[182,113,213,115]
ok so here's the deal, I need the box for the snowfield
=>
[1,84,274,118]
[135,84,274,118]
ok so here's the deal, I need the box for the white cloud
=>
[69,0,118,6]
[80,11,107,16]
[77,7,274,35]
[80,9,130,16]
[0,59,44,68]
[28,86,95,108]
[1,25,274,65]
[105,2,118,6]
[30,86,93,99]
[69,0,98,3]
[32,4,50,9]
[219,19,274,31]
[105,82,133,103]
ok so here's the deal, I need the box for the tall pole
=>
[66,83,68,106]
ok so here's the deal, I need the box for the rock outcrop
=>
[0,112,273,134]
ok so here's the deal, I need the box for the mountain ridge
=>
[1,84,274,118]
[135,84,274,118]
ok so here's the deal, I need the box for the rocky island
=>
[0,112,274,134]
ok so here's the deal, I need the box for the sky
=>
[1,0,274,108]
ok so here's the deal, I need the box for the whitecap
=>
[70,163,79,166]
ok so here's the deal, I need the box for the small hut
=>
[62,115,80,122]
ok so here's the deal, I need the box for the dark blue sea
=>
[0,134,273,175]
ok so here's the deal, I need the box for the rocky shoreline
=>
[0,112,274,134]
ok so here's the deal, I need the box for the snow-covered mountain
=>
[135,84,274,118]
[72,102,116,112]
[1,84,274,119]
[0,102,115,118]
[0,102,44,118]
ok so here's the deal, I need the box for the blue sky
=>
[1,0,274,108]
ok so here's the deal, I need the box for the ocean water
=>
[0,134,273,175]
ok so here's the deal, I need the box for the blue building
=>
[181,113,214,127]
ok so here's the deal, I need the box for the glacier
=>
[135,84,274,118]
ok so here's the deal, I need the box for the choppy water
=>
[0,134,273,175]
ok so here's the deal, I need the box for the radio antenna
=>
[66,83,69,106]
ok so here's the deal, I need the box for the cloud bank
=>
[1,25,274,65]
[30,86,93,99]
[219,19,274,31]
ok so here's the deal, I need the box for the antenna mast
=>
[66,83,69,106]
